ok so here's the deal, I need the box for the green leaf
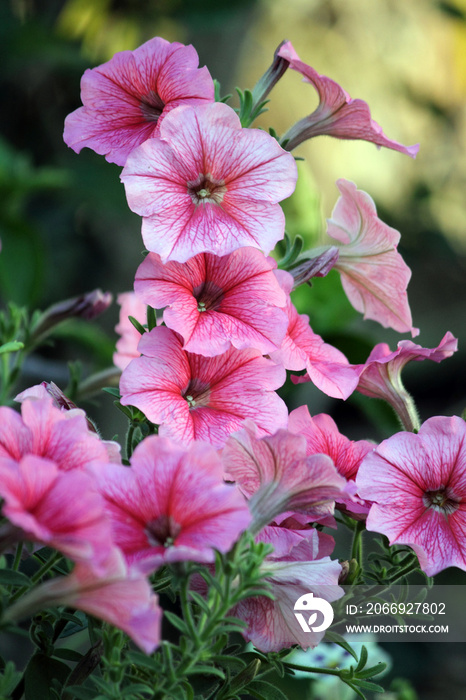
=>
[0,341,24,354]
[126,651,158,671]
[189,590,211,614]
[24,653,70,700]
[211,655,247,672]
[352,678,386,692]
[102,386,121,398]
[355,645,368,672]
[128,316,146,335]
[357,662,388,679]
[186,665,225,680]
[164,610,189,635]
[0,569,31,587]
[248,680,289,700]
[324,630,358,661]
[53,648,84,663]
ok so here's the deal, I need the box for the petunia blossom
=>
[270,276,361,399]
[93,435,251,573]
[277,41,419,157]
[0,396,118,468]
[223,421,348,533]
[4,549,162,654]
[357,416,466,577]
[64,37,215,166]
[121,102,298,263]
[120,326,287,447]
[114,291,148,370]
[288,405,374,517]
[134,248,290,356]
[357,332,458,432]
[325,179,417,336]
[0,455,113,571]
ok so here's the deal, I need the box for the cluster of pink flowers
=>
[1,34,463,663]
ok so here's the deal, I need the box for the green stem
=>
[10,551,63,603]
[11,542,23,571]
[284,662,343,677]
[350,520,365,568]
[125,423,135,461]
[385,558,419,584]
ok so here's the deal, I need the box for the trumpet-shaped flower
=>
[223,421,347,532]
[357,416,466,577]
[0,455,112,571]
[134,248,290,356]
[326,179,417,335]
[93,435,251,573]
[64,37,214,166]
[120,327,287,447]
[0,397,117,469]
[277,42,419,157]
[114,291,147,370]
[121,102,298,262]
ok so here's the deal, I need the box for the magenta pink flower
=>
[277,42,419,157]
[357,332,458,431]
[288,405,374,517]
[232,535,342,652]
[0,397,117,468]
[121,102,298,263]
[64,37,214,166]
[0,455,112,571]
[93,435,251,573]
[223,421,347,532]
[134,248,290,356]
[5,549,162,654]
[114,291,147,370]
[326,179,417,335]
[120,326,287,447]
[357,416,466,577]
[270,287,361,399]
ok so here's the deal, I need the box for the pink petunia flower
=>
[356,416,466,577]
[93,435,251,573]
[326,179,417,336]
[223,421,348,533]
[121,102,298,263]
[288,405,374,517]
[120,326,287,447]
[4,549,162,654]
[0,397,118,468]
[64,37,215,166]
[277,41,419,157]
[270,277,361,400]
[0,455,113,571]
[114,291,148,371]
[357,332,458,432]
[232,534,343,652]
[134,248,290,356]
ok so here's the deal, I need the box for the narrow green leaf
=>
[357,662,388,679]
[0,569,31,586]
[186,665,225,680]
[0,341,24,355]
[355,645,368,673]
[53,648,83,663]
[102,387,121,398]
[324,631,358,661]
[24,653,70,700]
[352,679,386,692]
[128,316,146,335]
[248,680,289,700]
[164,610,189,635]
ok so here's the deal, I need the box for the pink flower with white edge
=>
[134,248,290,356]
[4,549,162,654]
[0,397,119,468]
[64,37,214,166]
[121,102,298,263]
[93,435,251,573]
[223,421,347,533]
[277,41,419,157]
[114,291,147,371]
[232,535,342,652]
[289,405,374,518]
[0,455,113,572]
[270,276,361,400]
[356,416,466,577]
[357,332,458,432]
[326,179,418,336]
[120,326,287,447]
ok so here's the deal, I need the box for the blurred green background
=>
[1,0,466,697]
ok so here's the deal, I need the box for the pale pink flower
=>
[223,421,347,532]
[326,179,417,336]
[114,291,147,371]
[134,248,290,356]
[288,405,374,517]
[0,397,117,469]
[357,332,458,432]
[233,535,342,652]
[270,281,361,399]
[121,102,298,262]
[93,435,251,573]
[277,42,419,157]
[5,549,162,654]
[357,416,466,577]
[120,327,287,447]
[64,37,214,166]
[0,455,112,571]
